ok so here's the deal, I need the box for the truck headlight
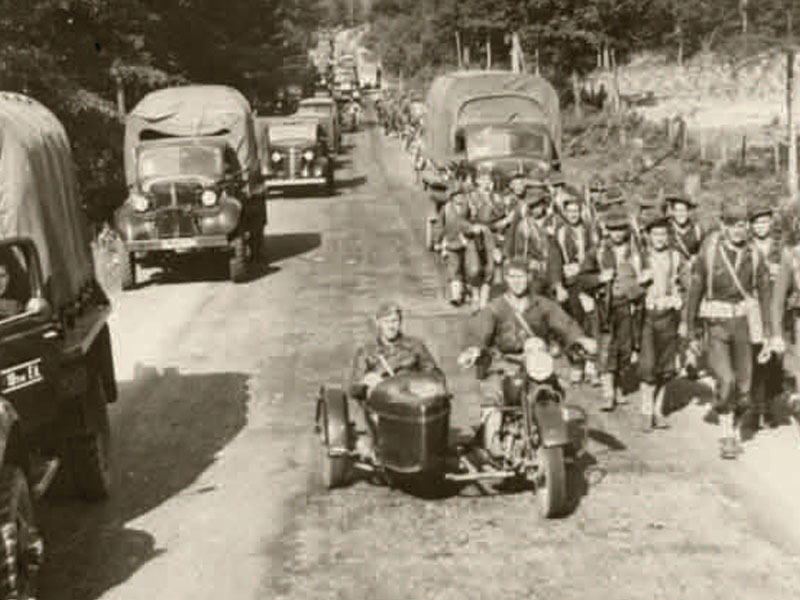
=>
[303,150,315,161]
[271,152,282,162]
[201,190,218,207]
[131,193,149,212]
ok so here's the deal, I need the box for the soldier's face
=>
[724,220,748,245]
[609,228,628,245]
[477,174,493,193]
[529,201,547,219]
[510,180,525,196]
[564,202,581,225]
[751,215,771,239]
[670,203,689,226]
[377,313,401,341]
[649,226,669,250]
[505,269,529,296]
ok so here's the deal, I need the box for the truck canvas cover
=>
[0,92,95,312]
[124,85,258,186]
[423,70,561,166]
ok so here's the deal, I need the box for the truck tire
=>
[228,235,247,283]
[0,465,43,600]
[66,373,112,501]
[120,251,136,290]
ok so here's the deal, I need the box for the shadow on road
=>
[334,174,367,191]
[662,377,713,416]
[264,232,321,264]
[39,368,250,600]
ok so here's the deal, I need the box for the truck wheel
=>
[315,388,351,489]
[66,374,112,501]
[228,235,247,283]
[537,446,568,518]
[0,466,42,600]
[120,251,136,290]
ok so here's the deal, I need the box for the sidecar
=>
[315,372,451,488]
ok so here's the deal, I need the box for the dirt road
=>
[36,121,800,600]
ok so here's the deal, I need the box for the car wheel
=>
[316,390,351,489]
[120,251,136,290]
[0,465,43,600]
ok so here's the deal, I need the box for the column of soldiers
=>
[437,165,799,460]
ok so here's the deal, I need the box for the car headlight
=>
[304,150,315,161]
[271,152,282,162]
[201,190,217,207]
[130,193,149,212]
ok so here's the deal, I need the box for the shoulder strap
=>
[717,241,752,300]
[751,243,759,288]
[673,222,692,258]
[557,226,569,261]
[707,234,718,299]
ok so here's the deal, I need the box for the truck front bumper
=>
[124,235,230,252]
[266,177,327,188]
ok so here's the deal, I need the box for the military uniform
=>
[466,292,585,403]
[441,188,473,299]
[771,236,800,405]
[464,189,502,288]
[685,231,772,418]
[351,334,442,387]
[504,209,563,296]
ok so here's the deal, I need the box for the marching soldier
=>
[770,228,800,416]
[638,211,685,431]
[685,199,772,459]
[464,164,504,310]
[748,199,783,431]
[585,205,650,410]
[666,194,704,264]
[504,187,565,299]
[441,183,473,306]
[554,187,601,385]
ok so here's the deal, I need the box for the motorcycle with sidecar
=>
[314,339,588,518]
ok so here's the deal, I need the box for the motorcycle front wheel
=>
[536,446,567,518]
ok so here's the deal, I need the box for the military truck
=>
[115,85,267,286]
[0,92,120,597]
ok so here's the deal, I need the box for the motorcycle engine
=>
[499,414,529,469]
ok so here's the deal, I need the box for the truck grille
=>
[149,181,204,209]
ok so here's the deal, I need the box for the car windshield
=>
[138,145,223,182]
[298,103,333,117]
[466,128,547,160]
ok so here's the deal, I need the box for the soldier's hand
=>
[770,336,786,355]
[458,346,481,369]
[577,337,597,357]
[678,321,688,338]
[599,268,615,284]
[363,372,383,390]
[564,263,580,278]
[555,284,569,303]
[757,344,772,364]
[638,268,653,285]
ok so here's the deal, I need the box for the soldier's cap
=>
[720,198,748,223]
[504,257,530,274]
[558,185,583,206]
[603,206,631,230]
[375,302,402,320]
[664,194,697,208]
[588,175,607,192]
[747,199,774,221]
[525,187,550,205]
[643,213,670,231]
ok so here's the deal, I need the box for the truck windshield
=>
[466,128,547,161]
[138,146,224,182]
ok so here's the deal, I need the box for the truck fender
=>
[532,396,569,448]
[0,400,29,477]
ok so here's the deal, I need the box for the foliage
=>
[0,0,323,224]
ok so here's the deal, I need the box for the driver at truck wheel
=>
[351,302,444,395]
[0,254,25,319]
[458,259,596,457]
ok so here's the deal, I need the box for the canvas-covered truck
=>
[115,85,267,286]
[0,92,121,597]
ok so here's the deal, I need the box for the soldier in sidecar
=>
[315,303,449,489]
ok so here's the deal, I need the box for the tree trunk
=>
[788,49,798,206]
[572,72,582,120]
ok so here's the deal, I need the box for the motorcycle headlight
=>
[304,150,315,161]
[130,193,149,212]
[201,190,217,207]
[525,338,554,381]
[271,152,283,162]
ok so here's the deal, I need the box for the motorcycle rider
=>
[458,258,596,457]
[351,302,444,394]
